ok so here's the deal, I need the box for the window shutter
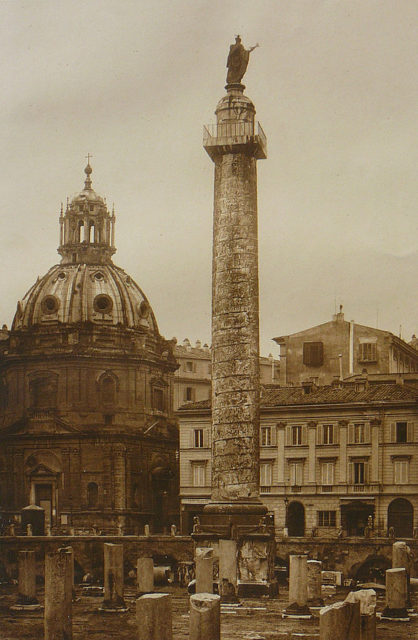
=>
[348,462,354,484]
[348,423,354,444]
[271,425,277,446]
[365,461,370,484]
[285,426,291,446]
[190,428,195,448]
[390,422,396,443]
[334,425,339,445]
[302,425,308,445]
[203,428,209,448]
[407,422,414,443]
[364,422,371,443]
[317,424,323,445]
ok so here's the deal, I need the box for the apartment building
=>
[173,338,279,409]
[274,308,418,387]
[177,379,417,538]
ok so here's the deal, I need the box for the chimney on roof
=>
[332,304,344,323]
[302,380,315,394]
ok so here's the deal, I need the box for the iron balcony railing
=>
[203,121,267,151]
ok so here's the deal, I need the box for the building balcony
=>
[203,121,267,160]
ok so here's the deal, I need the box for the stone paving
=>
[0,583,417,639]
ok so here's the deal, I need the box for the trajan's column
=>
[195,37,276,597]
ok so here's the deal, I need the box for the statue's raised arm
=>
[226,36,259,84]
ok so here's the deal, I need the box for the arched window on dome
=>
[88,222,95,244]
[87,482,98,508]
[97,372,119,407]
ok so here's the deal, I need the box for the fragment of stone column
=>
[307,559,323,607]
[392,541,412,608]
[137,557,154,594]
[195,547,214,594]
[189,593,221,640]
[100,543,127,611]
[381,567,409,620]
[136,593,172,640]
[320,600,361,640]
[344,589,376,640]
[282,555,311,618]
[10,550,41,610]
[44,547,73,640]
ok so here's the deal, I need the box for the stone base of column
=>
[99,602,129,613]
[192,505,277,599]
[10,596,43,612]
[282,603,312,619]
[379,607,410,622]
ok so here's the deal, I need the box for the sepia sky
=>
[0,0,416,356]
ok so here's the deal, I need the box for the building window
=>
[87,482,98,508]
[318,511,336,527]
[289,461,303,486]
[185,386,195,402]
[354,461,365,484]
[321,462,335,487]
[393,459,409,484]
[292,425,302,445]
[185,361,194,373]
[100,375,117,405]
[323,424,334,445]
[194,428,204,448]
[396,422,407,443]
[260,462,272,489]
[153,387,164,411]
[303,342,323,367]
[358,342,377,362]
[354,423,365,443]
[192,463,206,487]
[261,426,272,446]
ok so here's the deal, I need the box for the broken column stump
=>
[381,567,409,621]
[137,557,154,595]
[136,592,172,640]
[44,547,73,640]
[320,600,360,640]
[345,589,376,640]
[195,547,214,594]
[283,555,311,618]
[100,543,127,612]
[190,593,221,640]
[307,559,323,607]
[10,549,41,611]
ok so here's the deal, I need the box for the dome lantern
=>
[58,161,116,265]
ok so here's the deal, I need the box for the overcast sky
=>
[0,0,416,356]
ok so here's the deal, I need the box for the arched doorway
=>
[388,498,413,537]
[288,501,305,537]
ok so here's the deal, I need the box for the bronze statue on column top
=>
[226,35,259,84]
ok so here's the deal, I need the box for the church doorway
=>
[388,498,413,538]
[35,484,53,527]
[288,501,305,537]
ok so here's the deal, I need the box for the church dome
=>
[12,262,158,331]
[11,162,158,334]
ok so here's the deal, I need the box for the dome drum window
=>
[41,295,59,315]
[93,294,113,314]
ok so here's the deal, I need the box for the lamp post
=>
[284,497,289,537]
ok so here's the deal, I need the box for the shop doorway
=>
[288,501,305,537]
[341,501,374,536]
[388,498,413,538]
